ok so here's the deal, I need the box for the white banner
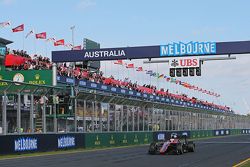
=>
[169,57,200,68]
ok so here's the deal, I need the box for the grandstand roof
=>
[0,37,13,45]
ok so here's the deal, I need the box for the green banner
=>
[0,70,52,90]
[191,130,213,139]
[84,132,152,149]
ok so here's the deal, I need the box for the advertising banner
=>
[169,57,200,68]
[0,70,52,91]
[52,40,250,62]
[0,70,52,84]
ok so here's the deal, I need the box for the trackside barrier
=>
[0,129,249,155]
[84,132,152,149]
[153,131,191,141]
[153,129,250,142]
[0,133,84,155]
[190,130,213,139]
[242,129,250,134]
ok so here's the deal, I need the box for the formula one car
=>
[148,133,195,155]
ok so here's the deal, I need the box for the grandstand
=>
[0,36,249,136]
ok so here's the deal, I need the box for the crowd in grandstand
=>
[57,65,231,112]
[3,49,231,112]
[5,49,52,70]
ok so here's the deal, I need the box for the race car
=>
[148,132,195,155]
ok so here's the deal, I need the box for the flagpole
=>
[117,61,119,80]
[34,31,37,54]
[45,40,47,57]
[70,26,75,47]
[22,31,24,50]
[156,64,159,90]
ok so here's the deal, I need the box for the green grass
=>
[234,159,250,167]
[239,162,250,167]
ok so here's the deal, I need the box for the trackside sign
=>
[52,40,250,62]
[160,42,216,56]
[169,57,200,68]
[84,49,126,58]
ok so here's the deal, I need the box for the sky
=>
[1,0,250,114]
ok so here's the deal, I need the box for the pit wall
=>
[0,129,249,155]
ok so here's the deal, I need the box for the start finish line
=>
[52,40,250,62]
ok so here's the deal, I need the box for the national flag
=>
[150,72,157,77]
[35,32,46,39]
[0,21,11,28]
[146,70,153,74]
[175,80,180,84]
[25,30,34,38]
[64,43,73,48]
[170,78,176,83]
[72,45,81,50]
[194,86,199,90]
[189,85,195,89]
[114,60,123,65]
[46,38,56,42]
[182,82,191,88]
[136,66,143,71]
[126,63,134,68]
[12,24,24,32]
[166,77,171,82]
[54,39,64,46]
[158,74,164,78]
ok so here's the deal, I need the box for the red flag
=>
[114,60,123,65]
[54,39,64,46]
[35,32,46,39]
[72,45,81,50]
[136,66,143,71]
[12,24,24,32]
[126,63,134,68]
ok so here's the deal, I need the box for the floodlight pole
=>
[70,26,75,47]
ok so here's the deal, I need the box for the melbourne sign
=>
[58,136,76,148]
[14,137,38,152]
[160,42,216,56]
[169,57,200,68]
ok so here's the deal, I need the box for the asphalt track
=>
[0,135,250,167]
